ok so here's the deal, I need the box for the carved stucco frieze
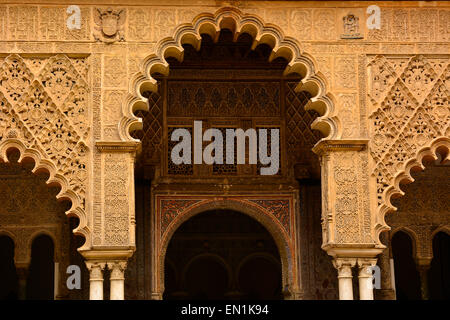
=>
[96,145,137,249]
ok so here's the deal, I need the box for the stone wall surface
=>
[0,0,448,300]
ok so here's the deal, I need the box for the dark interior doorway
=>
[0,236,18,300]
[429,232,450,300]
[391,231,421,300]
[26,235,54,300]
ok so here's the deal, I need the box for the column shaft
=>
[86,262,106,300]
[333,259,356,300]
[108,261,127,300]
[15,265,29,300]
[358,259,377,300]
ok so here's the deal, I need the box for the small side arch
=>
[375,137,450,244]
[389,227,419,260]
[0,139,90,250]
[181,253,234,291]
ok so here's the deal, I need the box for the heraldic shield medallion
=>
[94,7,126,43]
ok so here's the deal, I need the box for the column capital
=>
[85,261,106,280]
[357,258,377,282]
[108,260,128,280]
[14,262,30,278]
[332,257,357,278]
[415,257,433,270]
[332,258,356,300]
[357,258,378,268]
[357,258,377,300]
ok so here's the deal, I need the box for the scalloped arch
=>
[0,139,90,250]
[375,137,450,243]
[120,7,338,142]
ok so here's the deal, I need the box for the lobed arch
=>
[376,137,450,244]
[0,139,89,250]
[121,7,338,142]
[158,199,296,298]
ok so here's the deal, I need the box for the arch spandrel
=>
[120,7,339,143]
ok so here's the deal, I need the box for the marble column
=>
[86,261,106,300]
[333,258,356,300]
[358,258,377,300]
[108,261,127,300]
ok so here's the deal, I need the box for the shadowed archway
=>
[163,209,282,300]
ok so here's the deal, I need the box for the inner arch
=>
[164,209,282,300]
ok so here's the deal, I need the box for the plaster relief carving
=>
[341,14,363,39]
[93,7,126,43]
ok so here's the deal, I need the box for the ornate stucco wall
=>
[0,0,448,300]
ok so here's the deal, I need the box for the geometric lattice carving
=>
[132,91,163,164]
[285,82,321,175]
[369,55,450,207]
[167,81,280,117]
[212,127,237,175]
[0,54,33,103]
[40,55,78,104]
[286,82,321,151]
[0,54,89,210]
